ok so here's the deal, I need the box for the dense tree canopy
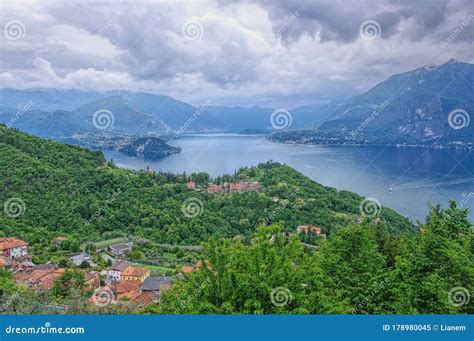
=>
[155,204,473,314]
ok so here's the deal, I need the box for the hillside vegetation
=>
[0,125,411,253]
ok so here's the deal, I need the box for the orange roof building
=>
[186,181,196,190]
[181,265,194,273]
[13,267,65,289]
[0,237,28,259]
[104,280,141,296]
[296,225,322,236]
[120,266,150,282]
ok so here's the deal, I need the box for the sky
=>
[0,0,473,108]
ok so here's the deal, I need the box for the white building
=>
[0,237,28,259]
[107,260,131,282]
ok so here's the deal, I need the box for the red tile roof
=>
[118,291,155,306]
[0,237,27,251]
[13,267,65,289]
[182,266,194,273]
[121,266,149,278]
[104,280,141,295]
[297,225,322,235]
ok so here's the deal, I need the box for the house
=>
[126,291,156,306]
[181,265,194,274]
[108,243,132,257]
[207,183,223,193]
[139,276,172,302]
[83,271,100,289]
[14,266,65,289]
[107,260,131,282]
[140,276,172,293]
[54,236,66,247]
[0,237,28,259]
[69,252,97,268]
[121,266,150,282]
[296,225,322,236]
[181,260,208,274]
[90,279,142,305]
[105,280,142,296]
[240,182,261,192]
[223,182,262,193]
[186,181,196,190]
[0,237,33,270]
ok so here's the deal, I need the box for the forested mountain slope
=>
[0,125,412,252]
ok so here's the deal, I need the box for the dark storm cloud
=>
[0,0,472,107]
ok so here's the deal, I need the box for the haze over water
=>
[103,134,474,223]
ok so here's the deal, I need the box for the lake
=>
[103,134,474,223]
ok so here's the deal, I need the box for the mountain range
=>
[0,59,472,147]
[271,59,474,147]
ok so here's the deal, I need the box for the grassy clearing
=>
[92,237,130,249]
[131,262,176,275]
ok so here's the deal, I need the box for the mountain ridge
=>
[270,59,474,147]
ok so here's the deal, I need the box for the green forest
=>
[0,125,472,314]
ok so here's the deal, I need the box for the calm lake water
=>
[103,134,474,223]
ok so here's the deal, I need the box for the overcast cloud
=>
[0,0,472,107]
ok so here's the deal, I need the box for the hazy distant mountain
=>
[0,88,105,112]
[271,59,474,147]
[207,106,274,131]
[208,104,330,131]
[74,96,169,135]
[0,87,332,136]
[0,95,169,137]
[0,88,221,134]
[2,59,472,145]
[116,91,221,131]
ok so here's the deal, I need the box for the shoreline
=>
[266,137,474,151]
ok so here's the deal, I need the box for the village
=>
[1,220,327,309]
[0,236,207,309]
[186,181,262,193]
